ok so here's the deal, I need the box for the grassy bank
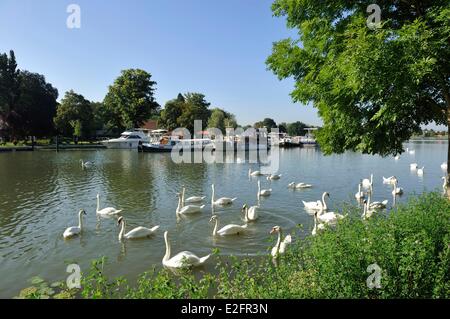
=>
[18,192,450,299]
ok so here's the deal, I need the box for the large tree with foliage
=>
[267,1,450,195]
[208,108,238,133]
[177,93,211,132]
[54,90,94,138]
[0,50,58,138]
[17,71,58,137]
[103,69,160,131]
[287,121,307,136]
[159,93,185,131]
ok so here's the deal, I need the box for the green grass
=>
[17,192,450,299]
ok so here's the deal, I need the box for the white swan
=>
[210,215,248,236]
[355,182,365,200]
[312,212,325,236]
[410,163,418,170]
[362,174,373,190]
[288,182,312,189]
[162,231,210,268]
[270,226,292,257]
[266,174,282,180]
[441,162,448,170]
[303,192,329,211]
[248,168,261,177]
[383,176,397,184]
[366,193,388,210]
[407,148,415,155]
[176,193,204,215]
[211,184,237,206]
[417,166,424,176]
[392,179,403,195]
[394,155,400,160]
[63,209,86,239]
[96,194,122,216]
[257,180,272,197]
[317,209,344,225]
[242,204,258,222]
[182,187,205,204]
[80,159,94,168]
[117,216,159,240]
[362,199,376,219]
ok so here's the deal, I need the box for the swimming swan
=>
[176,193,204,215]
[80,159,94,168]
[242,204,259,222]
[210,215,248,236]
[248,168,261,177]
[162,231,210,268]
[303,192,329,211]
[63,209,86,239]
[96,194,122,216]
[117,216,159,240]
[267,174,282,180]
[257,180,272,197]
[211,184,237,206]
[355,182,365,200]
[182,187,205,204]
[362,174,373,190]
[312,212,325,236]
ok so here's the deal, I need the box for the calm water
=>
[0,141,447,297]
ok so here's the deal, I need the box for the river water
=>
[0,141,447,297]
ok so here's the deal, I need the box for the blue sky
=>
[0,0,320,126]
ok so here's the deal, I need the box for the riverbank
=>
[17,192,450,299]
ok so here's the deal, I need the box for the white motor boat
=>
[101,130,150,149]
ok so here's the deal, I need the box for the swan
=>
[407,148,415,155]
[303,192,329,211]
[162,231,210,268]
[392,179,403,195]
[210,215,248,236]
[410,163,418,170]
[63,209,86,239]
[317,209,345,225]
[362,199,376,219]
[257,180,272,197]
[80,159,94,168]
[176,193,204,215]
[366,193,388,210]
[270,226,292,257]
[417,166,424,176]
[288,182,312,189]
[362,174,373,190]
[312,212,325,236]
[242,204,258,222]
[394,155,400,160]
[383,176,397,184]
[441,162,448,170]
[211,184,237,206]
[355,182,365,200]
[117,216,159,240]
[96,194,122,216]
[181,187,205,204]
[248,168,261,177]
[267,174,282,180]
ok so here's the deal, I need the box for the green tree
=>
[0,51,58,139]
[267,1,450,196]
[16,71,58,137]
[103,69,160,131]
[0,50,21,138]
[54,90,93,138]
[159,94,185,131]
[177,93,211,132]
[208,108,226,133]
[278,122,288,133]
[287,121,307,136]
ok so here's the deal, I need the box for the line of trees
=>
[253,117,314,136]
